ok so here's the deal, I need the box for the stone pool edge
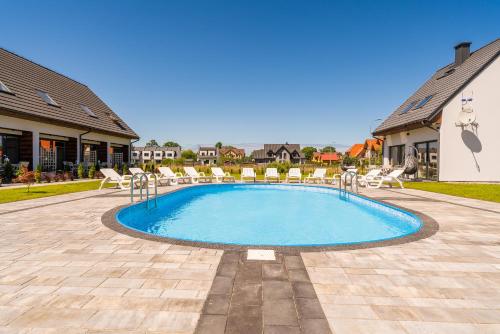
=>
[101,184,439,253]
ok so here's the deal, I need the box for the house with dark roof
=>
[251,144,306,164]
[219,146,245,160]
[0,48,138,172]
[131,146,181,164]
[197,147,218,165]
[373,39,500,181]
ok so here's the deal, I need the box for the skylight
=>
[37,90,59,106]
[400,101,418,114]
[0,80,13,94]
[414,95,433,109]
[81,105,97,118]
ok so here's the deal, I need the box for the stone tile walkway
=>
[196,251,331,334]
[0,183,499,333]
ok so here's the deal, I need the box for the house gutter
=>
[421,120,439,132]
[78,129,92,163]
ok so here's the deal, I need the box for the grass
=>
[0,180,111,204]
[403,182,500,203]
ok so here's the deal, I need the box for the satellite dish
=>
[457,106,476,126]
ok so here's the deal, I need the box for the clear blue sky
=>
[2,0,499,149]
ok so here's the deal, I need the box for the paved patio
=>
[0,184,499,333]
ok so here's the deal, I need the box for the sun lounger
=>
[184,166,212,183]
[367,169,405,189]
[357,169,382,187]
[241,167,256,183]
[157,166,185,185]
[264,168,280,183]
[304,168,327,184]
[99,168,134,190]
[286,168,302,183]
[211,167,235,183]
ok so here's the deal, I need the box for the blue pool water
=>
[116,184,422,246]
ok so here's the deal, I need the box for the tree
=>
[146,139,159,147]
[181,149,197,160]
[215,142,223,149]
[16,166,35,192]
[321,146,336,153]
[301,146,317,161]
[163,141,180,147]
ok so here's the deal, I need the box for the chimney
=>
[454,41,471,66]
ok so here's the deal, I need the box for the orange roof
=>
[364,138,383,151]
[320,152,340,161]
[346,144,365,158]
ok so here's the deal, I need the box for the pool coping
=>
[101,184,439,253]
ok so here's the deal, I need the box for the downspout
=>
[78,129,91,163]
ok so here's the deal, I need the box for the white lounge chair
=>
[211,167,235,183]
[241,167,256,183]
[357,169,382,187]
[184,166,212,183]
[264,168,280,183]
[128,167,158,187]
[157,166,184,185]
[304,168,327,184]
[332,168,358,185]
[367,169,405,189]
[286,168,302,183]
[99,168,134,190]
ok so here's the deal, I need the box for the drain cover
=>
[247,249,275,261]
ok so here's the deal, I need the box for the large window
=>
[389,145,405,166]
[40,139,66,171]
[0,134,20,164]
[415,141,438,180]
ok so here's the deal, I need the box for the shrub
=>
[77,163,85,179]
[88,165,96,179]
[122,163,128,176]
[16,166,35,192]
[34,165,42,183]
[113,164,119,173]
[161,159,174,166]
[2,161,14,183]
[64,171,74,181]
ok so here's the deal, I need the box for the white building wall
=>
[439,56,500,182]
[0,114,131,168]
[383,127,439,166]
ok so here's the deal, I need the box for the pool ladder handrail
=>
[130,172,158,209]
[339,171,358,194]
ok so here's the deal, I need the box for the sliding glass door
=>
[414,141,438,180]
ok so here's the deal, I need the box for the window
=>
[400,101,418,114]
[37,90,59,106]
[437,68,455,80]
[0,134,20,164]
[81,105,97,118]
[413,95,433,109]
[0,80,13,94]
[414,141,438,180]
[388,144,405,166]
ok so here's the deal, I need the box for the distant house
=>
[197,147,218,165]
[312,152,341,164]
[251,144,306,164]
[363,138,383,163]
[219,147,245,160]
[374,39,500,181]
[345,144,365,159]
[0,48,138,171]
[132,146,181,164]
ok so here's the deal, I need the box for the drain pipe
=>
[78,129,91,163]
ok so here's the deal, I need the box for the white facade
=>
[439,56,500,182]
[383,56,500,182]
[0,114,131,169]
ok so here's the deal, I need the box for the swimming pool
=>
[116,184,422,247]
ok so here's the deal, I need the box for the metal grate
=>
[83,150,97,166]
[111,152,123,168]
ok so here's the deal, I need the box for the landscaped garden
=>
[404,181,500,203]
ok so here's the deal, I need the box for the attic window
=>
[0,80,13,95]
[437,68,455,80]
[400,101,418,114]
[81,105,97,118]
[37,90,59,107]
[413,95,433,109]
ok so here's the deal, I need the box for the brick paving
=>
[0,184,499,333]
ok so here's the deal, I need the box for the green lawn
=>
[0,180,109,204]
[403,182,500,203]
